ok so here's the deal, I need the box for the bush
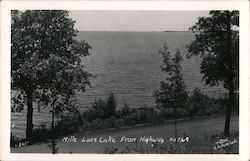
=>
[116,104,133,118]
[156,88,226,119]
[55,118,80,135]
[31,124,53,144]
[80,106,162,132]
[158,108,175,119]
[28,107,83,145]
[187,88,224,116]
[122,114,137,126]
[85,93,117,120]
[55,106,83,135]
[106,93,116,116]
[135,107,161,124]
[158,107,189,120]
[10,133,27,147]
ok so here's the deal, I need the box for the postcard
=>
[0,0,249,161]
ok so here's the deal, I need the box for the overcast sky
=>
[68,11,209,31]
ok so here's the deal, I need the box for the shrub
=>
[90,99,107,119]
[114,118,125,128]
[55,106,83,135]
[106,93,116,116]
[10,133,27,147]
[134,107,160,124]
[86,93,117,120]
[188,88,224,116]
[158,108,175,119]
[122,114,137,126]
[31,124,53,144]
[121,104,131,116]
[116,104,132,118]
[80,105,164,132]
[55,118,80,135]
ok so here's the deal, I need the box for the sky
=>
[68,11,210,32]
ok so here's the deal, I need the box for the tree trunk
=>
[26,90,33,142]
[51,97,57,154]
[174,118,177,144]
[224,11,234,136]
[174,108,178,144]
[224,88,234,136]
[52,101,56,154]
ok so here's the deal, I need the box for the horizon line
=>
[77,30,191,32]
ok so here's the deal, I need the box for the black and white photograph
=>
[0,0,249,161]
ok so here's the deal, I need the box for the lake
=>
[11,31,226,138]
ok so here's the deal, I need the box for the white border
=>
[0,1,249,161]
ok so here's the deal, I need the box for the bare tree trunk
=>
[26,90,33,142]
[224,11,234,136]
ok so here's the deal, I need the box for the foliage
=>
[55,106,83,135]
[11,10,93,140]
[116,104,133,117]
[186,11,239,135]
[81,105,161,132]
[11,107,83,146]
[30,124,53,144]
[106,93,116,116]
[186,11,239,90]
[84,93,117,120]
[187,88,224,116]
[10,93,230,145]
[10,133,27,147]
[154,44,188,113]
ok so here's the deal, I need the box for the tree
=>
[11,10,93,143]
[88,93,117,120]
[105,93,116,117]
[186,11,239,136]
[154,43,188,140]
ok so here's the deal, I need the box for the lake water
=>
[11,31,226,138]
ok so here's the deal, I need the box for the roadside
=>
[11,113,239,153]
[80,112,238,135]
